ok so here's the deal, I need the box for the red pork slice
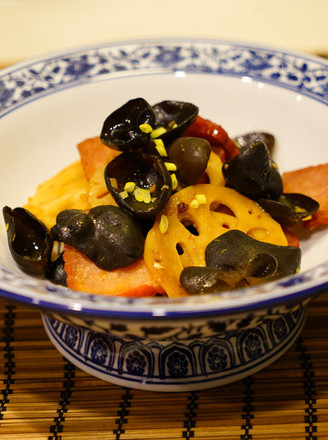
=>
[282,163,328,229]
[77,136,120,181]
[63,245,165,297]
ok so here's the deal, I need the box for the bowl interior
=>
[0,41,328,315]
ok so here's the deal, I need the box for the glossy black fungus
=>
[181,230,302,295]
[47,253,67,286]
[100,98,155,152]
[104,151,172,219]
[222,141,283,200]
[168,137,211,186]
[233,132,275,153]
[180,266,241,295]
[51,205,144,271]
[205,230,301,284]
[3,206,53,278]
[152,100,199,145]
[257,193,320,226]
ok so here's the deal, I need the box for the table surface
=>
[0,1,328,66]
[0,24,328,438]
[1,293,328,440]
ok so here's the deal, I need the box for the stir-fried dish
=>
[3,98,328,297]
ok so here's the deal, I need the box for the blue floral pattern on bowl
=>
[1,39,328,390]
[1,40,328,120]
[0,40,328,322]
[43,303,306,391]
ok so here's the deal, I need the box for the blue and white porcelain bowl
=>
[0,39,328,391]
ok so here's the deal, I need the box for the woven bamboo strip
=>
[0,53,328,439]
[1,294,328,439]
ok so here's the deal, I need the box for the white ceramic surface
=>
[0,39,327,390]
[0,39,328,319]
[43,306,307,392]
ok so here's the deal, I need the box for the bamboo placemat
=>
[1,52,328,439]
[1,294,328,440]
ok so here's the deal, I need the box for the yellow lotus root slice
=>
[87,162,117,208]
[144,184,287,297]
[24,160,89,229]
[204,151,225,186]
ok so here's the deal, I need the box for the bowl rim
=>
[1,37,328,319]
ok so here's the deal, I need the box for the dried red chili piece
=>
[183,115,239,162]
